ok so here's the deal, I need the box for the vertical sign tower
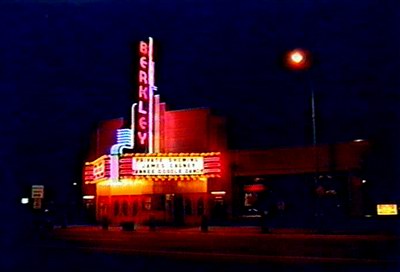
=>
[109,37,156,182]
[134,37,155,153]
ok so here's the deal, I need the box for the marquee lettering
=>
[139,41,148,54]
[139,116,147,130]
[138,101,147,114]
[140,57,148,69]
[139,70,148,84]
[132,156,205,176]
[139,86,148,100]
[138,131,147,145]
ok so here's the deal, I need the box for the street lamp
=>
[286,49,328,232]
[285,49,316,146]
[285,49,311,71]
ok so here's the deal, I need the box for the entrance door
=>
[173,194,184,226]
[212,198,226,221]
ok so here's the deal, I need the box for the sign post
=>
[33,198,42,209]
[31,185,44,209]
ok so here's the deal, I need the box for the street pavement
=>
[13,225,400,272]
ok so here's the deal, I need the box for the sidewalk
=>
[56,224,400,240]
[36,224,400,268]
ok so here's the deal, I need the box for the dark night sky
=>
[1,0,399,203]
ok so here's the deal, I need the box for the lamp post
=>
[285,49,329,232]
[285,49,316,147]
[285,48,319,178]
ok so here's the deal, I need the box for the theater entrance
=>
[173,194,184,226]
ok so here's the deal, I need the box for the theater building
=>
[82,37,370,227]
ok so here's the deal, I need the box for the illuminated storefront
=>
[84,152,224,224]
[83,37,371,227]
[83,37,230,225]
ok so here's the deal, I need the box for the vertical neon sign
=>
[109,37,155,182]
[135,37,155,153]
[148,38,155,154]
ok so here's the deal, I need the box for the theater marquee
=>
[119,152,221,179]
[132,156,204,175]
[84,155,111,184]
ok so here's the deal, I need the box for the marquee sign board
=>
[132,156,204,175]
[84,156,111,184]
[119,153,222,179]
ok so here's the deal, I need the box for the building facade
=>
[82,37,370,227]
[83,106,231,225]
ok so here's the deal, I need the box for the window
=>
[152,195,166,211]
[143,197,151,210]
[197,197,204,216]
[185,198,192,215]
[122,201,128,216]
[132,200,139,216]
[244,193,257,207]
[114,201,120,216]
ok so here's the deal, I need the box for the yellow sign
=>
[377,204,398,215]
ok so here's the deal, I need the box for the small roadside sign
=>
[32,185,44,199]
[377,204,398,215]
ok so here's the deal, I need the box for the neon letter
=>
[140,57,148,70]
[138,101,147,114]
[139,116,148,130]
[139,85,148,100]
[138,132,147,145]
[140,41,148,55]
[139,70,148,84]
